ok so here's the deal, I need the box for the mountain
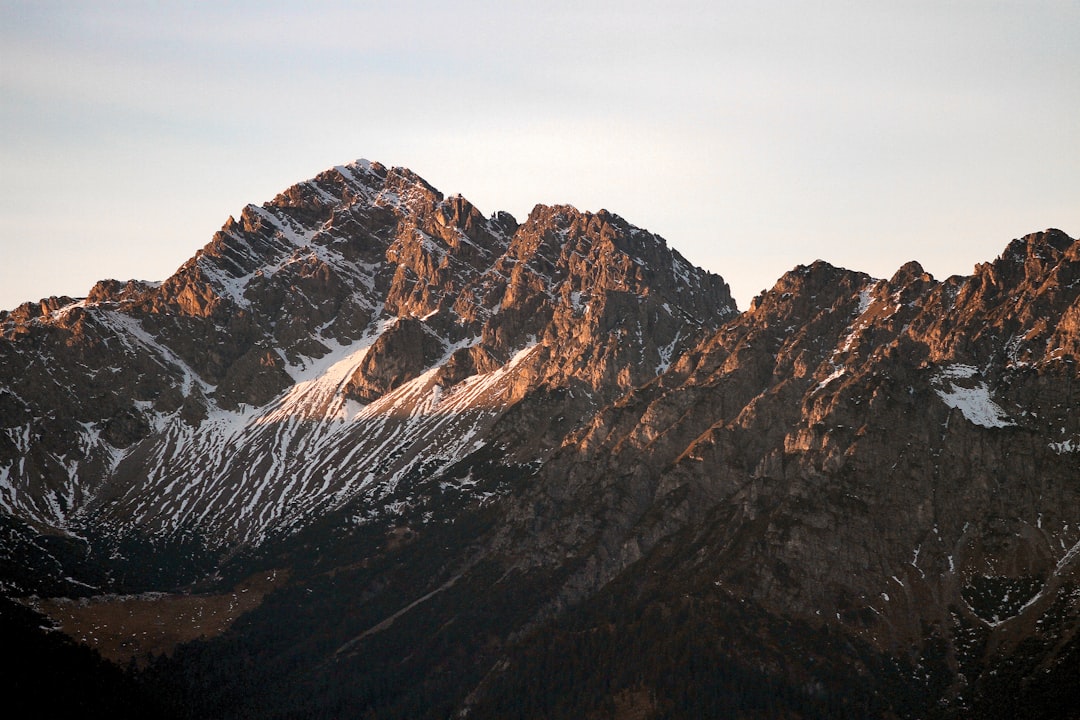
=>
[0,160,733,588]
[1,160,1077,718]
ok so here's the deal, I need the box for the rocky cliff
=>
[0,161,1076,718]
[486,229,1080,713]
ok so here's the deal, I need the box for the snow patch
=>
[935,383,1014,428]
[933,364,1014,428]
[856,284,878,315]
[656,330,682,374]
[1049,438,1078,454]
[816,366,846,390]
[940,364,978,380]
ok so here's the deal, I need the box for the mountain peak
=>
[888,259,930,286]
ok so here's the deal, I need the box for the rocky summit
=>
[1,160,1077,719]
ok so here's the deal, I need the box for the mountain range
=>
[2,159,1077,718]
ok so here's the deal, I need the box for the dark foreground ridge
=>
[2,160,1078,718]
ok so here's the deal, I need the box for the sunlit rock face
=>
[1,159,1077,718]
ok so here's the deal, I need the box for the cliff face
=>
[1,160,1076,718]
[499,230,1079,700]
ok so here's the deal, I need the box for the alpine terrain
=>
[1,159,1077,719]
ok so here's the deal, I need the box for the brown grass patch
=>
[32,568,289,665]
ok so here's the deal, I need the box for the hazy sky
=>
[2,1,1078,311]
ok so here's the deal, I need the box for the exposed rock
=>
[346,317,447,401]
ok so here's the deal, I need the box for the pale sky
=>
[2,1,1077,311]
